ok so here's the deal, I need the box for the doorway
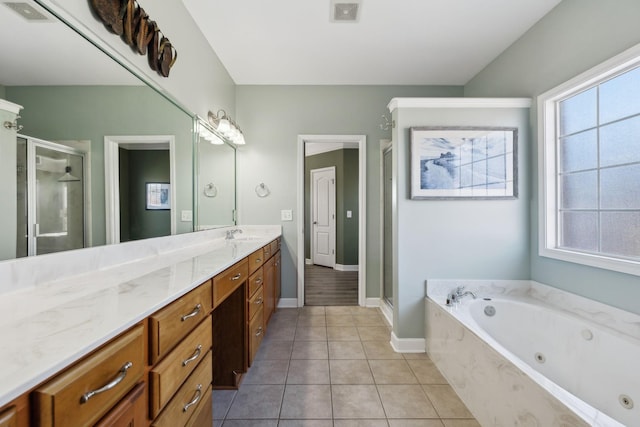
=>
[16,136,87,257]
[297,134,367,307]
[104,135,176,244]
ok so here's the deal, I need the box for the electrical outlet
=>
[181,210,193,222]
[281,209,293,221]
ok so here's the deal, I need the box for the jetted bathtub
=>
[425,280,640,427]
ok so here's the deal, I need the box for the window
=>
[539,45,640,276]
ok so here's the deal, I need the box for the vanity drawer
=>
[213,259,248,309]
[248,267,264,298]
[248,248,264,274]
[270,239,280,255]
[262,244,272,261]
[33,324,144,427]
[248,285,264,320]
[249,306,264,364]
[150,280,212,364]
[0,406,16,427]
[152,350,213,427]
[149,316,212,418]
[185,384,213,427]
[94,382,145,427]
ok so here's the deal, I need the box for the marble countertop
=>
[0,226,281,407]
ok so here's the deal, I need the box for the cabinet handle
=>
[255,278,262,285]
[183,384,203,413]
[231,273,242,281]
[181,304,202,322]
[255,297,263,305]
[255,326,263,337]
[80,362,132,404]
[256,258,262,263]
[182,344,202,367]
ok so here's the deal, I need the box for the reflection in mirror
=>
[0,0,194,261]
[194,117,236,230]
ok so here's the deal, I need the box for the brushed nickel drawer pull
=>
[231,273,242,280]
[181,304,202,322]
[256,258,262,263]
[255,327,263,337]
[80,362,132,404]
[183,384,203,413]
[255,297,263,305]
[182,344,202,367]
[255,278,262,284]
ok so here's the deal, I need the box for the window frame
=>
[538,43,640,277]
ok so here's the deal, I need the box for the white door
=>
[311,167,336,268]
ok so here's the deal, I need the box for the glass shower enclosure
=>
[16,136,86,257]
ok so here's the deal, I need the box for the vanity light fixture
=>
[207,109,246,145]
[199,126,223,145]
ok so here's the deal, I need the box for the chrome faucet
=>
[446,286,477,306]
[225,229,243,240]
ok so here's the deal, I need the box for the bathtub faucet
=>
[446,286,477,306]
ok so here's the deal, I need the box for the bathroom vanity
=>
[0,226,281,426]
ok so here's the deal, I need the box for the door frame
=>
[379,139,393,326]
[297,134,367,307]
[310,166,336,268]
[104,135,176,244]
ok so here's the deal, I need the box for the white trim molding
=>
[379,299,393,327]
[390,332,426,353]
[0,99,23,114]
[365,297,381,308]
[297,134,367,308]
[277,298,298,308]
[335,264,359,272]
[387,97,532,112]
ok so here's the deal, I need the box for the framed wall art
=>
[146,182,170,210]
[410,126,518,199]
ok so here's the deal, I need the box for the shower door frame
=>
[22,135,88,256]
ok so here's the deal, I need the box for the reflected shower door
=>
[383,147,393,306]
[27,140,85,256]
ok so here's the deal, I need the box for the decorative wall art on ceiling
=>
[410,127,518,199]
[90,0,177,77]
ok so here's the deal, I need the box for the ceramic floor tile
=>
[326,314,356,326]
[325,306,355,315]
[212,389,236,419]
[263,325,297,342]
[214,419,223,427]
[328,341,366,359]
[291,340,329,359]
[278,420,334,427]
[422,385,474,418]
[388,421,444,427]
[297,316,327,327]
[357,326,391,341]
[280,385,333,419]
[255,340,294,360]
[362,341,404,360]
[377,384,439,418]
[369,359,418,384]
[334,420,390,427]
[226,385,285,419]
[329,359,374,384]
[407,359,448,384]
[402,352,430,360]
[350,307,380,315]
[295,326,327,341]
[331,385,386,419]
[222,420,278,426]
[327,326,360,341]
[287,359,330,384]
[299,306,326,315]
[354,315,387,326]
[441,420,481,427]
[243,359,290,384]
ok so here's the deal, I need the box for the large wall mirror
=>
[0,1,212,261]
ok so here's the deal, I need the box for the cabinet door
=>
[263,257,275,328]
[94,382,146,427]
[274,251,281,310]
[0,406,16,427]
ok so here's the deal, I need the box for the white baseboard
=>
[390,331,426,353]
[277,298,298,308]
[305,258,312,265]
[365,297,380,308]
[335,264,358,272]
[379,300,393,327]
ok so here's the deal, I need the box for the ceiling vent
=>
[4,2,53,22]
[331,0,360,22]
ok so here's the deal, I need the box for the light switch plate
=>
[281,209,293,221]
[181,210,193,221]
[346,210,352,218]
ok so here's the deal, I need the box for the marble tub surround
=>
[0,225,280,407]
[426,279,639,427]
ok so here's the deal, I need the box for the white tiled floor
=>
[213,306,480,427]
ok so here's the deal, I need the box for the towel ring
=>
[255,183,270,198]
[203,183,217,198]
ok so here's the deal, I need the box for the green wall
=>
[464,0,640,315]
[4,85,193,249]
[304,149,359,266]
[0,108,18,260]
[236,85,463,300]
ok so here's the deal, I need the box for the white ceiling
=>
[183,0,562,86]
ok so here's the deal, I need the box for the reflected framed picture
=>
[410,126,518,199]
[146,182,170,210]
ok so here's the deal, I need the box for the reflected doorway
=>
[16,136,86,257]
[382,145,393,307]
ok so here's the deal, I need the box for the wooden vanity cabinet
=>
[93,382,146,427]
[0,406,16,427]
[263,256,276,328]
